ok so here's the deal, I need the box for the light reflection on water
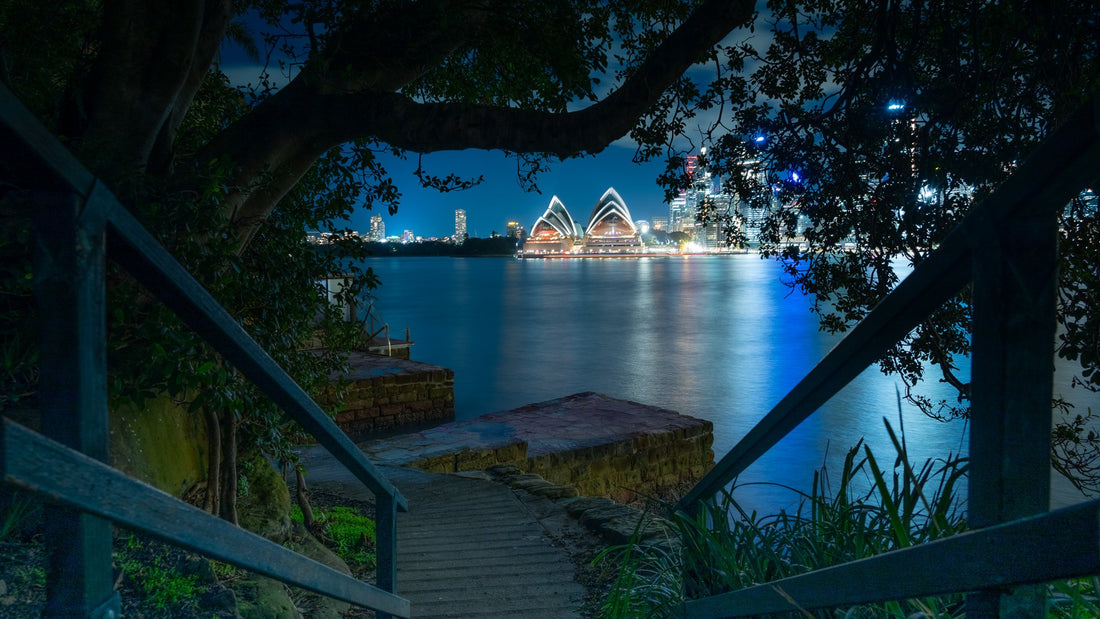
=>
[365,255,1097,513]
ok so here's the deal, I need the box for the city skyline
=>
[344,145,671,239]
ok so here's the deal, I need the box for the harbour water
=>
[364,254,1097,512]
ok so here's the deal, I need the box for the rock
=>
[234,576,297,619]
[198,585,239,617]
[282,521,352,619]
[237,454,292,543]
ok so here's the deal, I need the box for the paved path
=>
[299,452,590,618]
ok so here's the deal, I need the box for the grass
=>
[0,489,40,542]
[598,409,1100,618]
[598,413,972,618]
[116,535,203,613]
[291,503,377,571]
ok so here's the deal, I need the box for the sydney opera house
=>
[521,187,644,256]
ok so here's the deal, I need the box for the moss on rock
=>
[237,453,292,542]
[109,394,208,498]
[234,575,297,619]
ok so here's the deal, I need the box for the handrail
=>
[1,419,410,617]
[683,498,1100,618]
[0,81,409,616]
[678,95,1100,511]
[678,95,1100,617]
[104,192,407,509]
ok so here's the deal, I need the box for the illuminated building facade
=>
[506,220,526,240]
[521,188,643,255]
[583,188,642,252]
[454,209,467,242]
[370,214,384,241]
[523,196,584,254]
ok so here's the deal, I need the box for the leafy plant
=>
[1050,577,1100,618]
[0,489,39,542]
[116,536,202,613]
[291,504,377,570]
[599,415,970,618]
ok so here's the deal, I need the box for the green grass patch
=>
[598,410,1100,618]
[292,504,377,570]
[116,535,202,613]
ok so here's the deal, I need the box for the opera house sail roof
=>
[522,188,644,256]
[530,196,583,240]
[584,188,641,246]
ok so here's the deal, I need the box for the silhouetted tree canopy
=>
[2,0,1099,492]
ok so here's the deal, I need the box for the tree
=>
[2,0,1097,504]
[0,0,757,521]
[683,0,1100,492]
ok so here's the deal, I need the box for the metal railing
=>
[677,97,1100,617]
[0,83,410,617]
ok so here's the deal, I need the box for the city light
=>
[887,99,906,112]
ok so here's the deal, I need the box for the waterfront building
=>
[506,220,526,240]
[521,188,644,256]
[651,216,668,231]
[402,229,414,243]
[523,196,584,254]
[583,188,643,253]
[370,214,384,241]
[454,209,467,243]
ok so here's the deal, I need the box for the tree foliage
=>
[1,0,1098,500]
[681,0,1100,491]
[0,0,754,518]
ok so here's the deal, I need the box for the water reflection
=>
[366,255,1098,513]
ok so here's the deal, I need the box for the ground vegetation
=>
[0,0,1096,588]
[0,0,756,522]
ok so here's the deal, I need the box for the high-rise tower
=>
[370,214,384,241]
[455,209,467,242]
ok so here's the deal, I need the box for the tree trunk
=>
[203,407,221,516]
[219,413,238,526]
[295,468,316,531]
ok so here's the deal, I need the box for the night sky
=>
[218,17,687,240]
[359,146,673,239]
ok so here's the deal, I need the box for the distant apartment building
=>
[402,229,414,243]
[370,214,384,241]
[455,209,467,242]
[506,220,526,240]
[651,216,668,231]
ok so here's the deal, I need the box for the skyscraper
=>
[370,214,384,241]
[454,209,467,242]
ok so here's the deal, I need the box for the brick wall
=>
[332,353,455,438]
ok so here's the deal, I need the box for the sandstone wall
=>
[522,422,714,503]
[334,367,455,437]
[404,418,714,503]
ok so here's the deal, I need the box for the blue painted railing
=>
[677,97,1100,617]
[0,82,410,618]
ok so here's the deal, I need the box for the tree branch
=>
[77,0,211,178]
[207,0,755,247]
[148,0,233,174]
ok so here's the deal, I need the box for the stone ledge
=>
[487,465,677,550]
[359,392,714,505]
[329,352,455,438]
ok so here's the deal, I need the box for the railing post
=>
[32,191,121,618]
[967,204,1058,616]
[375,492,398,619]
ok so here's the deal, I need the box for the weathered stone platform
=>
[358,391,715,502]
[331,352,455,438]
